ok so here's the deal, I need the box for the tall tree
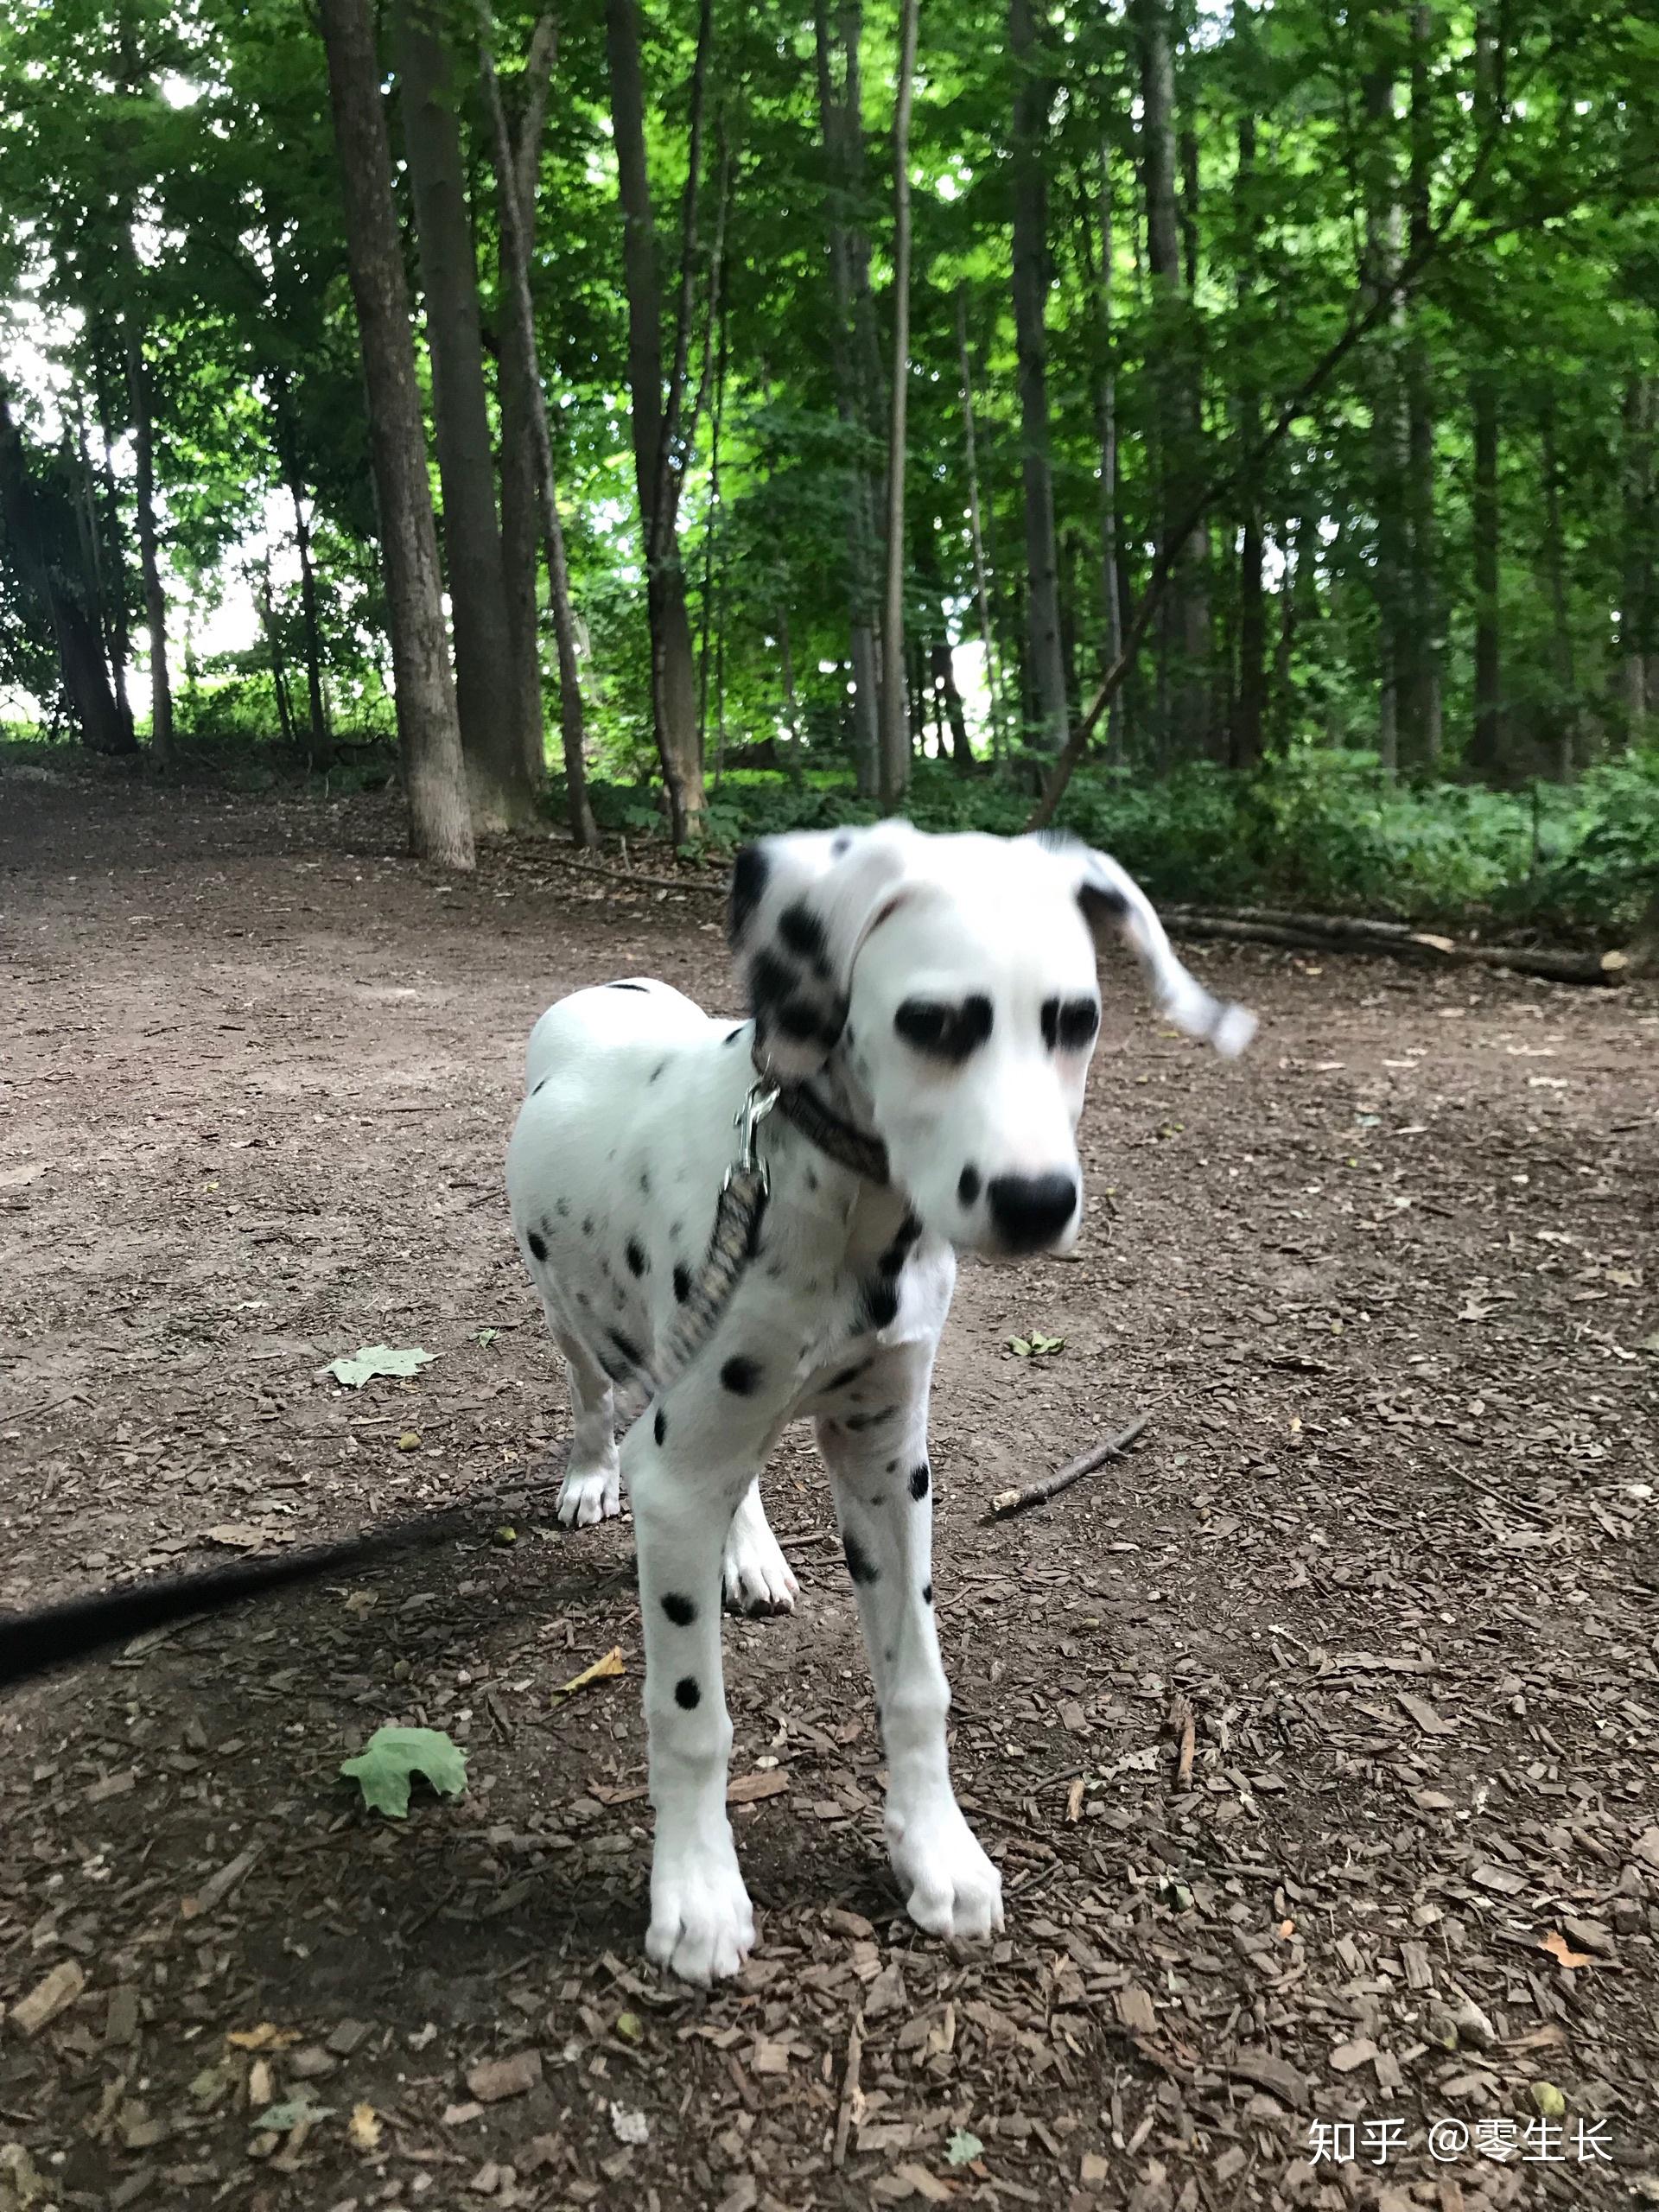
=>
[1135,0,1207,757]
[480,12,599,848]
[1466,10,1503,779]
[316,0,474,869]
[1007,0,1067,758]
[394,0,537,831]
[605,0,709,843]
[0,382,135,754]
[1621,376,1656,741]
[814,0,881,794]
[493,12,559,798]
[955,286,1003,761]
[878,0,919,806]
[1402,0,1443,763]
[1361,34,1409,775]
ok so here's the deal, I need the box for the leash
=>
[1,1068,893,1694]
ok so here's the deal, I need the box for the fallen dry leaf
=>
[12,1960,85,2037]
[348,2102,382,2152]
[466,2049,543,2103]
[556,1647,626,1698]
[226,2023,301,2052]
[1541,1929,1596,1970]
[728,1768,789,1804]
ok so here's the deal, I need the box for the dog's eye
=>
[894,995,994,1065]
[1040,996,1101,1052]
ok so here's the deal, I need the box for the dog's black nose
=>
[986,1173,1077,1254]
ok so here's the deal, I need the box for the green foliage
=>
[560,750,1659,935]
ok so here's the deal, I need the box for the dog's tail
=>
[0,1509,472,1694]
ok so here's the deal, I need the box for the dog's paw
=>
[887,1800,1005,1943]
[646,1840,756,1985]
[721,1516,798,1616]
[556,1459,621,1528]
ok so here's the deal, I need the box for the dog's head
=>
[728,824,1255,1260]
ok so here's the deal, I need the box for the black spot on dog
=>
[878,1217,921,1276]
[674,1675,702,1709]
[576,1288,590,1306]
[779,899,830,974]
[844,1408,891,1433]
[613,1285,627,1311]
[626,1236,648,1278]
[653,1406,667,1446]
[958,1164,982,1205]
[639,1169,652,1196]
[531,1076,546,1096]
[725,1025,745,1046]
[861,1275,899,1331]
[672,1262,691,1304]
[662,1592,696,1625]
[582,1214,594,1236]
[829,1362,866,1393]
[843,1531,879,1585]
[671,1220,683,1242]
[730,844,770,940]
[777,995,826,1043]
[650,1062,666,1085]
[721,1355,761,1395]
[909,1463,931,1501]
[526,1230,547,1262]
[885,1458,899,1474]
[805,1166,819,1192]
[884,1645,894,1663]
[609,980,650,992]
[751,946,796,1012]
[894,994,994,1065]
[831,831,852,856]
[922,1580,933,1605]
[555,1197,570,1217]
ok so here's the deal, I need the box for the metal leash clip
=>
[724,1081,780,1197]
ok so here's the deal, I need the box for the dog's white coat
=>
[505,825,1252,1982]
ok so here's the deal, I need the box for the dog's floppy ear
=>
[728,825,915,1078]
[1032,832,1256,1058]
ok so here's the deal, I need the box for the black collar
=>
[774,1082,891,1185]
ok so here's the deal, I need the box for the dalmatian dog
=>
[505,824,1254,1984]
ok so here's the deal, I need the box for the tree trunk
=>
[877,0,919,808]
[955,287,1002,765]
[1361,50,1408,777]
[480,16,599,849]
[1620,376,1656,741]
[1467,12,1503,782]
[1231,110,1266,770]
[317,0,474,869]
[605,0,708,843]
[1135,0,1205,759]
[1538,393,1580,780]
[0,384,134,753]
[814,0,882,796]
[1007,0,1067,759]
[495,13,558,798]
[394,0,536,832]
[1402,0,1442,765]
[257,559,299,750]
[125,334,174,765]
[265,366,331,769]
[1078,145,1124,760]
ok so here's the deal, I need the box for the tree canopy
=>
[3,0,1657,899]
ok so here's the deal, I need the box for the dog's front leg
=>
[627,1432,757,1984]
[815,1379,1004,1945]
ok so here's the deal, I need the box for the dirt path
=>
[2,769,1656,2212]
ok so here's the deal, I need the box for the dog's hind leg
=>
[721,1480,798,1616]
[549,1318,622,1527]
[815,1370,1003,1946]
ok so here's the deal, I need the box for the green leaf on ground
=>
[1008,1332,1065,1358]
[340,1726,467,1818]
[325,1344,435,1389]
[947,2130,983,2165]
[257,2095,335,2131]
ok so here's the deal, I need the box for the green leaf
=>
[325,1344,435,1389]
[474,1328,499,1347]
[947,2131,983,2166]
[1009,1337,1032,1357]
[340,1726,467,1818]
[256,2095,335,2131]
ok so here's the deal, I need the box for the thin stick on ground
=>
[987,1409,1151,1520]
